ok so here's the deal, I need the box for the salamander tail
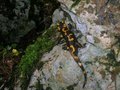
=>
[78,62,87,88]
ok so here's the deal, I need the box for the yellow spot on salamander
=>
[63,24,67,28]
[78,62,82,66]
[73,55,79,61]
[70,45,75,54]
[62,20,65,23]
[57,27,61,31]
[67,34,74,41]
[62,28,67,35]
[57,23,60,26]
[67,47,69,50]
[62,28,66,32]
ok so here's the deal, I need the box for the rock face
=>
[27,45,113,90]
[27,0,120,90]
[28,45,85,90]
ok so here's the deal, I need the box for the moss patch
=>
[18,26,57,89]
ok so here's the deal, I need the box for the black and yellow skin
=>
[57,20,87,88]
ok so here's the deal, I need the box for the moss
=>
[18,26,56,89]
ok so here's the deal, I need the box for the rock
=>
[27,0,120,90]
[28,45,85,90]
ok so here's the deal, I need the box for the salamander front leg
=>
[62,44,69,51]
[56,35,65,45]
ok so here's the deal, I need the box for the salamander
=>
[56,20,87,88]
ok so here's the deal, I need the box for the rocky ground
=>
[14,0,120,90]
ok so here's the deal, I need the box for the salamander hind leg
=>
[76,42,83,48]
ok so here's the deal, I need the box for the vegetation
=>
[0,0,60,89]
[18,26,56,89]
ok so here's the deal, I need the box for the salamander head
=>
[56,20,68,33]
[57,20,64,31]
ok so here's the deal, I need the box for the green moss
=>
[18,26,56,89]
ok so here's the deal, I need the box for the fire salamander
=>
[57,20,87,88]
